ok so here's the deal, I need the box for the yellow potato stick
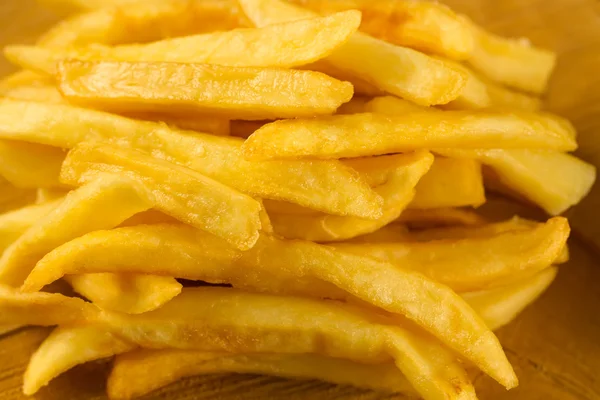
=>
[57,60,354,120]
[0,70,51,91]
[243,111,577,160]
[0,140,65,189]
[0,100,381,218]
[62,143,263,250]
[463,267,558,331]
[270,152,433,241]
[0,175,152,286]
[5,11,362,76]
[345,224,409,243]
[108,350,416,400]
[66,274,182,314]
[397,208,487,228]
[23,325,135,396]
[0,181,36,215]
[305,61,385,97]
[35,188,69,203]
[332,217,568,292]
[1,84,65,104]
[409,157,485,210]
[237,0,468,106]
[289,0,474,60]
[439,59,491,110]
[125,113,230,136]
[478,72,543,111]
[365,95,427,114]
[23,225,516,388]
[335,96,370,114]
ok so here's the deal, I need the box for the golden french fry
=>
[410,157,485,209]
[58,60,354,119]
[270,152,433,241]
[332,217,568,292]
[439,59,491,110]
[108,350,416,400]
[243,111,577,160]
[0,70,51,91]
[1,84,65,104]
[238,0,468,106]
[125,113,230,136]
[463,267,558,331]
[0,100,381,218]
[289,0,474,60]
[24,225,515,388]
[119,210,177,227]
[35,188,69,204]
[397,208,486,228]
[0,174,151,286]
[305,61,385,97]
[5,11,362,76]
[23,325,135,395]
[0,140,65,189]
[62,143,263,250]
[66,274,182,314]
[464,16,556,94]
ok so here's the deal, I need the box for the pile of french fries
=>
[0,0,595,399]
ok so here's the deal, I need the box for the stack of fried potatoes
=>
[0,0,595,399]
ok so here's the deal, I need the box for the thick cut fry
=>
[410,157,485,209]
[463,267,558,331]
[270,152,433,241]
[66,274,182,314]
[332,217,568,292]
[243,111,577,160]
[464,17,556,94]
[62,143,262,250]
[125,113,230,136]
[2,84,65,104]
[0,140,65,189]
[238,0,468,106]
[397,208,486,228]
[5,11,361,75]
[25,225,515,388]
[290,0,474,60]
[0,175,151,286]
[0,100,380,218]
[58,60,354,119]
[108,350,416,400]
[440,59,491,110]
[24,325,135,395]
[479,73,542,111]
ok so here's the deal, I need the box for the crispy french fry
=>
[270,152,433,241]
[243,111,577,160]
[238,0,468,106]
[397,208,486,228]
[0,174,152,286]
[289,0,474,60]
[1,84,65,104]
[108,350,416,400]
[439,59,491,110]
[463,267,558,331]
[125,113,230,136]
[332,217,568,292]
[24,225,516,387]
[0,140,65,189]
[58,60,354,119]
[23,325,135,395]
[0,100,381,218]
[5,11,362,76]
[410,157,485,209]
[62,143,263,250]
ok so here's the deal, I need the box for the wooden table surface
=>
[1,1,600,399]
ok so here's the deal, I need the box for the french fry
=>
[410,157,485,210]
[270,152,433,241]
[365,95,425,114]
[332,217,568,292]
[24,225,516,388]
[36,188,69,203]
[0,70,51,91]
[439,59,491,110]
[479,72,542,111]
[5,11,362,76]
[1,84,64,104]
[0,179,36,215]
[125,113,230,136]
[397,208,486,228]
[237,0,468,106]
[0,100,381,218]
[62,143,263,249]
[243,111,577,160]
[336,96,370,114]
[344,224,409,243]
[0,174,152,286]
[0,140,65,189]
[289,0,474,60]
[57,60,354,120]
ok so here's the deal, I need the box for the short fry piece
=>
[243,111,577,160]
[58,60,353,119]
[0,140,65,189]
[5,11,362,75]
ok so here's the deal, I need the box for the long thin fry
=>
[0,140,65,189]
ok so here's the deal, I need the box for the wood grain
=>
[1,1,600,399]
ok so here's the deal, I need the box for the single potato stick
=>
[397,208,487,228]
[0,174,152,287]
[332,217,568,292]
[269,152,433,241]
[439,59,491,110]
[2,84,65,104]
[0,100,381,218]
[24,225,516,388]
[229,120,269,138]
[125,113,230,136]
[5,11,362,75]
[35,188,69,203]
[0,140,65,189]
[237,0,468,106]
[289,0,474,60]
[243,111,577,160]
[57,60,354,120]
[477,71,543,111]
